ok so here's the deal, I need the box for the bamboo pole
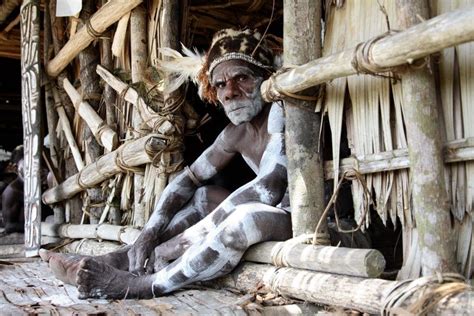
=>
[395,0,456,277]
[324,137,474,179]
[63,78,118,151]
[261,6,474,102]
[20,0,42,257]
[46,0,143,77]
[283,0,327,241]
[244,241,385,278]
[52,86,84,171]
[130,5,148,228]
[111,12,130,58]
[216,263,472,315]
[42,134,167,204]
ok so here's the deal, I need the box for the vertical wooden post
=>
[130,4,148,227]
[20,0,42,257]
[78,0,105,224]
[283,0,328,240]
[396,0,457,276]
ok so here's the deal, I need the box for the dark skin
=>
[41,59,291,299]
[1,160,24,234]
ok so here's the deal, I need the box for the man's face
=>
[211,59,265,125]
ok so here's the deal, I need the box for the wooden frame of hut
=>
[1,0,472,313]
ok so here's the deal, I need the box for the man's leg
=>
[75,203,291,299]
[41,185,229,285]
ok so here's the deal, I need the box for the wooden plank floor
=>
[0,258,248,315]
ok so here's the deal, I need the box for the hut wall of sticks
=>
[3,0,474,287]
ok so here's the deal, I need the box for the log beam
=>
[244,241,385,278]
[46,0,143,77]
[324,137,474,179]
[216,262,472,315]
[261,6,474,101]
[283,0,327,240]
[42,134,167,204]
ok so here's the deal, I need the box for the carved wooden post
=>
[130,4,147,227]
[283,0,328,240]
[20,0,42,257]
[395,0,457,276]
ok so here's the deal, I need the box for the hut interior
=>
[0,0,473,314]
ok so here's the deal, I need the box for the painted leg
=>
[151,204,291,295]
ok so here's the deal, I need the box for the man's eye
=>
[236,75,248,81]
[215,82,225,88]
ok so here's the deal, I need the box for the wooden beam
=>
[283,0,327,241]
[46,0,143,77]
[261,6,474,101]
[20,0,42,257]
[324,137,474,179]
[42,134,167,204]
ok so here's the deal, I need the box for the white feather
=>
[158,44,205,93]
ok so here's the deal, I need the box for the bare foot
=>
[76,257,154,300]
[39,249,85,286]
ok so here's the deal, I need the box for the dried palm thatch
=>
[435,0,474,278]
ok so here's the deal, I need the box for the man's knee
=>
[217,205,259,250]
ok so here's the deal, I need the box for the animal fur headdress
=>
[159,28,277,104]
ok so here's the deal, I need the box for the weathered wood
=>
[63,78,118,151]
[261,6,474,102]
[283,0,327,240]
[0,28,20,59]
[111,12,130,57]
[46,0,143,77]
[42,223,141,244]
[59,239,122,256]
[217,262,472,315]
[244,241,385,278]
[42,134,167,204]
[52,86,84,171]
[130,5,148,227]
[20,0,42,257]
[324,137,474,179]
[396,0,456,277]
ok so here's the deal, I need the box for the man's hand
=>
[127,230,159,275]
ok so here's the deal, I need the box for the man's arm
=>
[128,128,236,273]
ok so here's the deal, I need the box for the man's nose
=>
[223,80,240,101]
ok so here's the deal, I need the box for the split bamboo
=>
[261,6,474,102]
[111,12,130,58]
[46,0,143,77]
[283,0,326,241]
[244,241,385,278]
[63,78,118,151]
[42,134,167,204]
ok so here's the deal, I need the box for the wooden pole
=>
[283,0,327,240]
[244,241,385,277]
[20,0,42,257]
[77,0,107,224]
[216,263,471,315]
[130,5,147,228]
[261,7,474,102]
[42,135,167,204]
[62,78,118,151]
[111,12,130,58]
[46,0,143,77]
[395,0,457,276]
[0,0,21,24]
[324,137,474,179]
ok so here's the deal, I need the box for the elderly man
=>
[41,28,292,299]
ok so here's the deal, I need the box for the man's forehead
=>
[211,60,257,81]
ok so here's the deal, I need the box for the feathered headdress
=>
[159,28,277,105]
